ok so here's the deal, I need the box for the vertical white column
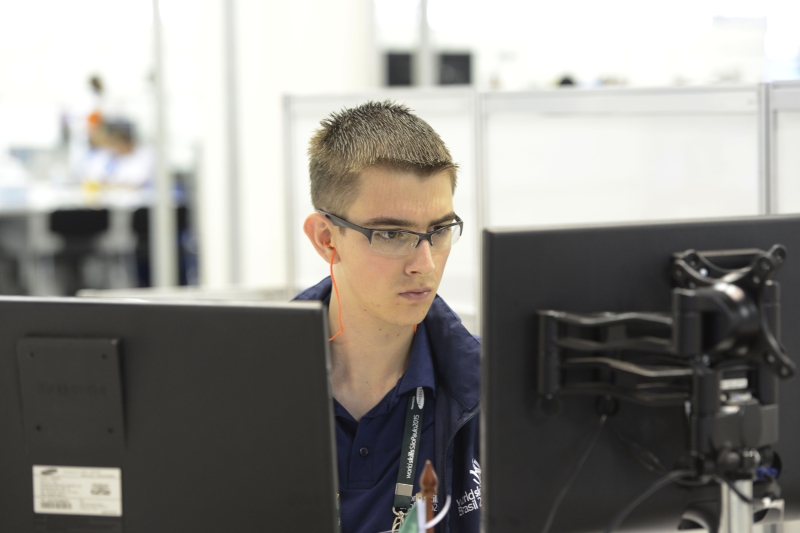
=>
[417,0,434,86]
[152,0,178,287]
[473,92,485,335]
[196,0,230,288]
[758,83,775,215]
[282,95,296,299]
[191,0,376,291]
[224,0,241,285]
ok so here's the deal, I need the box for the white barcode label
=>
[41,500,72,510]
[721,378,748,391]
[33,466,122,516]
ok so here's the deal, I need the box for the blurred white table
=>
[0,184,153,295]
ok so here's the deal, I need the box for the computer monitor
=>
[0,298,338,532]
[482,215,800,533]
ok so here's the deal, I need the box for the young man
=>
[295,101,480,533]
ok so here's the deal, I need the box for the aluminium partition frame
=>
[151,0,178,287]
[282,94,295,301]
[224,0,242,284]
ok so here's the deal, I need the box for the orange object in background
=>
[87,110,102,127]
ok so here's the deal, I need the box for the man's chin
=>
[387,303,433,327]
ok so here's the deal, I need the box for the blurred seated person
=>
[75,118,153,191]
[75,111,113,184]
[103,120,154,189]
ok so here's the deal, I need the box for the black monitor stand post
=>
[538,245,791,533]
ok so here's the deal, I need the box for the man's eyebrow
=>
[429,213,458,226]
[363,212,457,228]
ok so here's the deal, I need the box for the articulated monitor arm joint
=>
[537,244,793,487]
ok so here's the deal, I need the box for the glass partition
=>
[482,87,763,228]
[772,82,800,214]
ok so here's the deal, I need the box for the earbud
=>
[324,238,334,249]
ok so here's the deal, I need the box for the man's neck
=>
[328,296,415,421]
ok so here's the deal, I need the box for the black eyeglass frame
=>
[317,210,464,254]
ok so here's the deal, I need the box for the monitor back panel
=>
[482,215,800,533]
[0,299,337,533]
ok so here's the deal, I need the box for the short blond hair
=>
[308,101,458,215]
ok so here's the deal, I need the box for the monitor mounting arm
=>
[537,245,793,531]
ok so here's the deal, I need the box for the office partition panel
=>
[481,87,764,228]
[283,90,479,329]
[771,82,800,215]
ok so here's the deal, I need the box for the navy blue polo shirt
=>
[334,321,436,533]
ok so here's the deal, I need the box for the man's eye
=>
[375,230,401,240]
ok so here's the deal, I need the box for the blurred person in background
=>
[74,117,153,196]
[68,75,110,184]
[103,119,153,189]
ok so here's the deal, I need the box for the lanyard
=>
[392,387,426,531]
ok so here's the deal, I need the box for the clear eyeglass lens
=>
[370,224,462,255]
[371,231,418,255]
[431,225,461,249]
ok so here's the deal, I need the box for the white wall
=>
[195,0,377,288]
[194,0,231,287]
[0,1,153,149]
[376,0,800,89]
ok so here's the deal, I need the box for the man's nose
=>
[406,239,436,275]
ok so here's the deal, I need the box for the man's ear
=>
[303,212,338,263]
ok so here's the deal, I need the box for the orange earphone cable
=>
[328,248,344,342]
[326,240,417,340]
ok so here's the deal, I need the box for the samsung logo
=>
[37,383,107,397]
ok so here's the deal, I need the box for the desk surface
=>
[0,185,153,216]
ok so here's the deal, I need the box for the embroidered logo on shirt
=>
[469,458,481,486]
[457,458,482,517]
